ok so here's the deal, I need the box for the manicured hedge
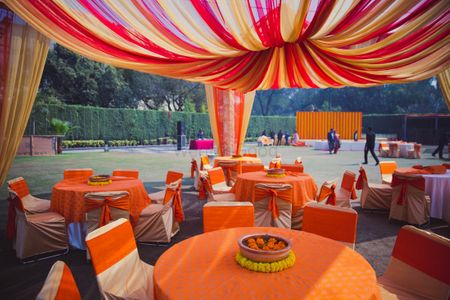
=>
[25,104,296,141]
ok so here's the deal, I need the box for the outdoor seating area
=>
[1,1,450,299]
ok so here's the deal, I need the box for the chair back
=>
[166,171,183,184]
[7,177,30,199]
[217,161,242,186]
[303,202,358,248]
[341,171,356,192]
[36,261,81,300]
[162,179,184,223]
[241,163,265,173]
[206,167,228,190]
[382,226,450,299]
[200,155,212,170]
[112,169,139,179]
[355,166,368,190]
[389,143,399,157]
[269,159,281,169]
[253,183,293,228]
[414,144,422,158]
[190,159,199,178]
[391,173,425,206]
[243,153,257,158]
[203,202,254,232]
[316,179,338,205]
[63,168,93,180]
[86,218,139,276]
[281,164,304,173]
[379,161,397,175]
[294,157,302,165]
[84,191,130,230]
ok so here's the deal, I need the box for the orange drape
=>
[296,112,362,140]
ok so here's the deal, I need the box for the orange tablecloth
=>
[154,227,380,300]
[51,177,150,225]
[213,156,261,166]
[232,171,317,208]
[394,167,428,175]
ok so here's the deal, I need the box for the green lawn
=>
[1,144,442,199]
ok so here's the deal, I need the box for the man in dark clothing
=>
[432,132,449,159]
[284,131,290,146]
[327,128,335,154]
[363,127,379,165]
[277,130,283,146]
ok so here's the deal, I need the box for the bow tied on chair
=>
[163,179,184,223]
[254,184,293,220]
[190,159,198,178]
[356,167,367,190]
[84,191,130,228]
[391,174,425,205]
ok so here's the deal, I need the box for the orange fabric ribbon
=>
[84,195,130,227]
[254,187,292,219]
[269,161,281,169]
[317,183,336,205]
[191,159,198,178]
[391,174,425,205]
[163,184,184,223]
[356,168,367,190]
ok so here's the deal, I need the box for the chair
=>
[86,219,154,300]
[203,202,254,232]
[253,183,293,228]
[357,166,393,210]
[303,202,358,249]
[269,158,281,169]
[378,226,450,300]
[63,168,93,180]
[36,261,81,300]
[8,187,68,261]
[84,191,130,235]
[134,179,183,243]
[241,163,265,173]
[217,160,242,186]
[200,155,213,170]
[334,171,357,208]
[243,153,257,158]
[149,170,183,203]
[316,179,338,204]
[388,143,399,158]
[281,164,304,173]
[7,177,50,215]
[379,142,389,157]
[207,167,232,192]
[389,173,430,226]
[200,173,237,202]
[379,161,397,185]
[407,143,421,159]
[112,169,139,178]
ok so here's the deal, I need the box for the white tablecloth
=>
[423,170,450,223]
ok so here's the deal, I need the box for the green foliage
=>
[50,118,71,135]
[25,104,296,141]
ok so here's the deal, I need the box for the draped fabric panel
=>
[205,85,255,156]
[5,0,449,92]
[0,7,49,185]
[437,69,450,110]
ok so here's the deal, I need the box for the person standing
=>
[327,128,335,154]
[292,130,300,145]
[353,130,358,142]
[284,131,290,146]
[363,127,379,165]
[432,131,449,159]
[277,130,283,146]
[333,132,341,154]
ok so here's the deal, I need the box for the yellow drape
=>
[437,69,450,111]
[0,23,49,185]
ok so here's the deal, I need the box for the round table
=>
[422,170,450,223]
[232,171,317,208]
[52,177,150,248]
[213,156,262,167]
[154,227,380,300]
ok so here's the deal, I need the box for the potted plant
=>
[50,118,71,154]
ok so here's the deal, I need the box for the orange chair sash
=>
[200,156,210,170]
[163,182,184,223]
[241,163,265,173]
[391,175,425,205]
[8,179,30,199]
[254,187,292,219]
[55,264,82,300]
[317,183,336,205]
[85,196,130,227]
[191,159,198,178]
[355,168,367,190]
[269,161,281,169]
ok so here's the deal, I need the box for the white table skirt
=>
[398,143,414,158]
[423,171,450,223]
[314,141,379,151]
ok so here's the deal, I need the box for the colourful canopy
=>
[6,0,450,92]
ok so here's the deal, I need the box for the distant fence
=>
[296,112,362,140]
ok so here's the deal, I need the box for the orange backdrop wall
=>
[296,112,362,140]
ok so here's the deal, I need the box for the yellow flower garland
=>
[265,173,286,178]
[235,251,296,273]
[87,180,112,186]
